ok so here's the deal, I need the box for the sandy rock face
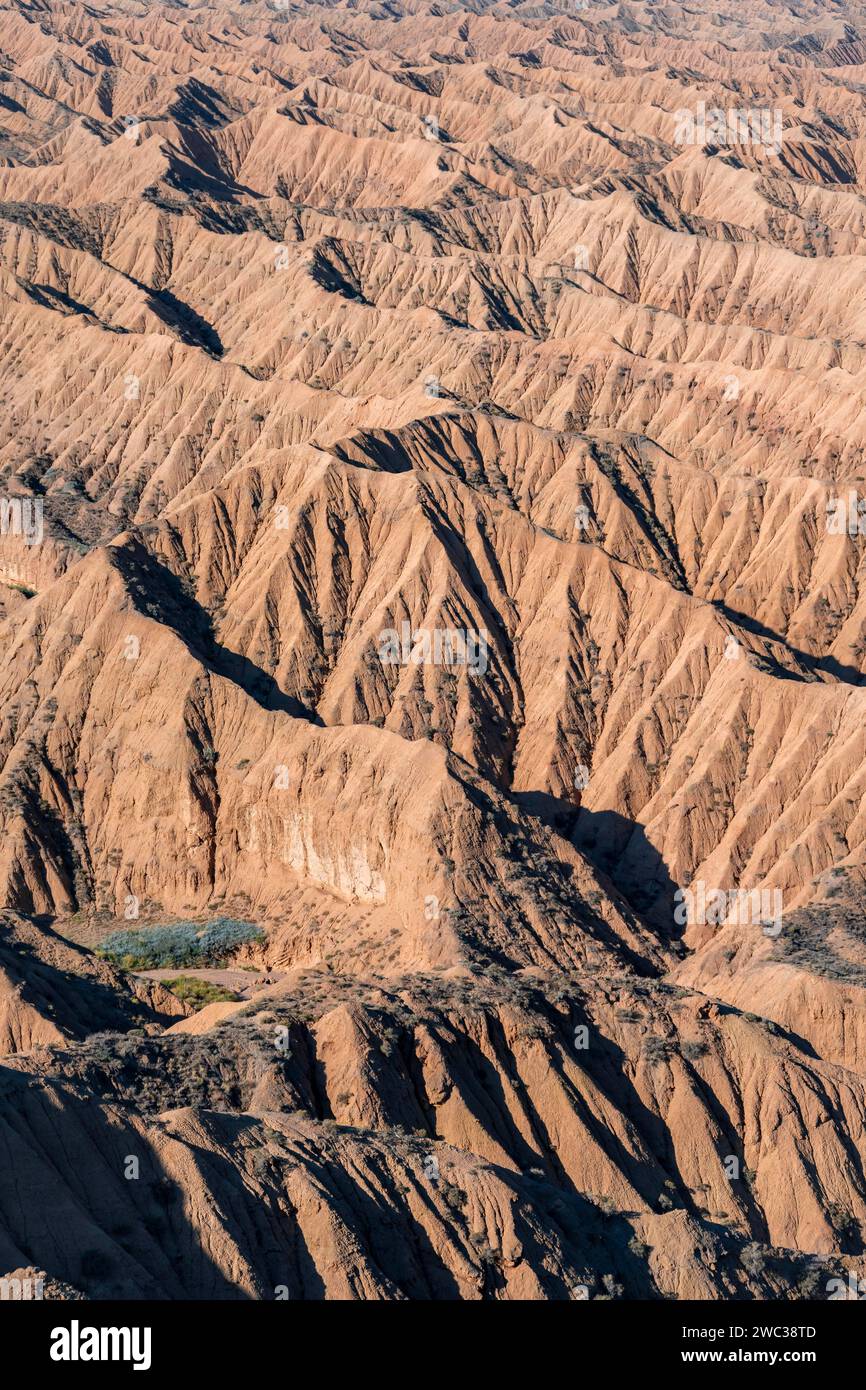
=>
[0,0,866,1302]
[4,971,863,1300]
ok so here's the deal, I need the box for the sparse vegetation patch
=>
[97,918,263,970]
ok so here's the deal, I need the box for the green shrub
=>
[97,918,263,970]
[163,977,238,1009]
[741,1241,767,1276]
[643,1035,674,1065]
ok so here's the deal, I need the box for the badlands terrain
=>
[1,0,866,1300]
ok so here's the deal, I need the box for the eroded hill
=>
[1,0,866,1301]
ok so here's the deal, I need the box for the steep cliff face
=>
[1,0,866,1301]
